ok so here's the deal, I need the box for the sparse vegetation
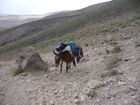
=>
[106,49,110,54]
[12,68,24,76]
[101,55,122,77]
[85,44,89,47]
[135,42,140,47]
[104,39,109,43]
[112,45,122,53]
[109,38,118,46]
[107,55,123,70]
[101,70,119,77]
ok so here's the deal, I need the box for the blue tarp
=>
[65,41,78,56]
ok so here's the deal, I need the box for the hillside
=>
[0,16,140,105]
[0,15,44,31]
[0,0,140,56]
[0,0,140,104]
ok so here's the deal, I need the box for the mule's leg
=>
[60,61,63,74]
[68,63,71,69]
[66,63,69,73]
[73,59,76,67]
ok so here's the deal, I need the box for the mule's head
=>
[54,55,61,67]
[53,50,61,67]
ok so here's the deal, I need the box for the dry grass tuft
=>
[107,55,122,70]
[101,70,119,77]
[12,68,24,76]
[112,45,122,53]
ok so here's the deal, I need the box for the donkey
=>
[53,50,76,74]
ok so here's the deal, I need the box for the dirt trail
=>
[0,23,140,105]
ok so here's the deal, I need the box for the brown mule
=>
[53,50,76,74]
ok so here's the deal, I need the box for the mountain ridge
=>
[0,15,44,31]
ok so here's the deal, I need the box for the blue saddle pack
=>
[65,41,79,57]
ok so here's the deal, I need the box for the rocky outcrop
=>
[16,47,48,71]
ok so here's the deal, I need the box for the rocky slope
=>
[0,20,139,105]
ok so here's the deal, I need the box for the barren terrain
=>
[0,21,140,105]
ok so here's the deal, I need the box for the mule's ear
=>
[53,50,58,56]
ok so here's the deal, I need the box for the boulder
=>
[16,47,48,71]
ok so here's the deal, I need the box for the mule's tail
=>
[78,46,84,57]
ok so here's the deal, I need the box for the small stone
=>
[44,74,48,78]
[87,80,104,89]
[74,92,79,99]
[123,36,131,40]
[0,92,5,95]
[83,88,96,98]
[80,95,88,101]
[50,67,57,71]
[83,87,90,95]
[124,98,132,104]
[88,89,96,98]
[96,99,100,103]
[129,86,137,91]
[53,90,59,94]
[128,77,136,83]
[78,78,83,82]
[118,82,126,85]
[104,80,108,84]
[50,100,55,105]
[131,23,136,26]
[124,59,129,61]
[83,78,88,82]
[132,96,136,99]
[21,72,28,76]
[107,77,116,82]
[74,99,80,105]
[100,58,104,62]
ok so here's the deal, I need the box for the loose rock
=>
[74,98,81,105]
[50,100,55,105]
[87,80,104,89]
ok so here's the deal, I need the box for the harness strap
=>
[55,56,61,59]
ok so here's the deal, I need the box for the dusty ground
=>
[0,22,140,105]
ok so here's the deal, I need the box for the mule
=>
[53,50,76,73]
